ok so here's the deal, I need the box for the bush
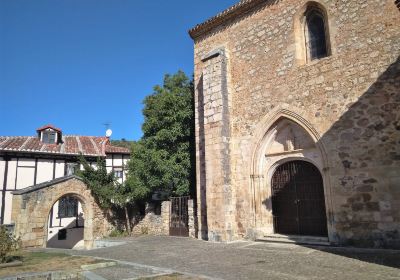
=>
[108,229,128,238]
[0,226,19,263]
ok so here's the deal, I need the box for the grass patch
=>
[0,251,100,278]
[108,229,129,238]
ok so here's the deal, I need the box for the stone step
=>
[256,234,330,246]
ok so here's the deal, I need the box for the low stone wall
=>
[131,199,197,238]
[131,201,170,235]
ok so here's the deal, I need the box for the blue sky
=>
[0,0,237,140]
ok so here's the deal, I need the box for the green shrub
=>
[0,226,20,263]
[108,229,128,238]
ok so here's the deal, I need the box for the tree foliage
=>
[78,157,117,208]
[78,157,150,207]
[126,71,195,197]
[110,139,134,150]
[78,157,149,232]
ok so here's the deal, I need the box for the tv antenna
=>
[103,122,111,130]
[103,122,112,137]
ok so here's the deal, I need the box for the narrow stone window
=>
[304,7,330,61]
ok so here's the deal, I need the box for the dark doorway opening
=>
[271,160,327,236]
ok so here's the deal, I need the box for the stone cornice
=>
[188,0,269,40]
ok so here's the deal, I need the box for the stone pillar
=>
[188,199,197,238]
[196,48,235,241]
[161,200,170,235]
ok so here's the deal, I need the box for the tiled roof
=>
[188,0,267,39]
[0,135,130,156]
[105,145,131,154]
[36,124,62,132]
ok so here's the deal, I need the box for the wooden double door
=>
[271,160,328,236]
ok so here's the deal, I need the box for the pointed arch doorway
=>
[250,112,332,239]
[271,160,327,236]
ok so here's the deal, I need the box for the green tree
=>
[78,158,115,208]
[78,157,148,233]
[110,139,134,150]
[126,71,195,197]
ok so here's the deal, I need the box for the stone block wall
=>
[188,199,197,238]
[131,199,197,238]
[196,48,236,241]
[131,201,170,235]
[192,0,400,247]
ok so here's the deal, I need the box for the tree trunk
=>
[124,205,131,233]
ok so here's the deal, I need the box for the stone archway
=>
[249,110,333,240]
[11,176,112,249]
[46,194,85,249]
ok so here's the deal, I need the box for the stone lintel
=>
[201,48,225,62]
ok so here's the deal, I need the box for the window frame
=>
[57,196,79,218]
[42,131,57,144]
[113,167,124,179]
[303,6,331,62]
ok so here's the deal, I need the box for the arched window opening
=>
[305,8,329,61]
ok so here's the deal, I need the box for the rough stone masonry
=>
[190,0,400,248]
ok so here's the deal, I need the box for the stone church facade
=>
[190,0,400,248]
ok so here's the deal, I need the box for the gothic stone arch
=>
[249,109,335,241]
[11,176,112,249]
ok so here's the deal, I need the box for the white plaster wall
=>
[0,192,2,223]
[6,159,17,189]
[55,160,65,178]
[3,191,12,224]
[36,159,54,184]
[113,155,123,166]
[15,158,35,189]
[17,167,35,189]
[0,158,5,191]
[18,158,35,167]
[106,156,113,167]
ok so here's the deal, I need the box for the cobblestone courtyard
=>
[69,236,400,280]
